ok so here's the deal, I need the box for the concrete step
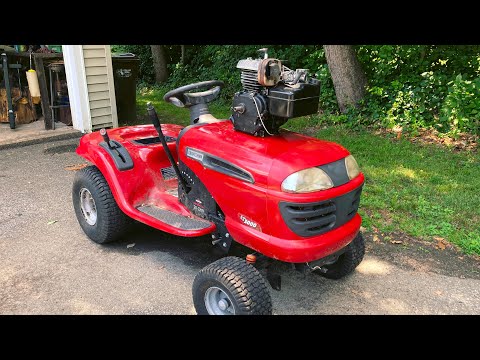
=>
[0,119,82,150]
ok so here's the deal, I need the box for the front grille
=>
[279,185,363,237]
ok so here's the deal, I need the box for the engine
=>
[231,49,320,136]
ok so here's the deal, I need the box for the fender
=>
[75,126,216,237]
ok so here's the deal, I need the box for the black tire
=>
[192,256,272,315]
[72,165,131,244]
[320,232,365,280]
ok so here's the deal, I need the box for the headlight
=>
[345,155,360,180]
[281,168,333,193]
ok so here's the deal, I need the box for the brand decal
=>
[186,148,204,162]
[239,214,260,230]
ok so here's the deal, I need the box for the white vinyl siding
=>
[82,45,117,130]
[88,91,110,101]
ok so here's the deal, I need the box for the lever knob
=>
[100,128,113,149]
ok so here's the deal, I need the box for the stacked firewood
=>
[0,86,37,125]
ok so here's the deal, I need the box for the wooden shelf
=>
[14,52,63,59]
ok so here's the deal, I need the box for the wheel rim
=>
[79,188,97,226]
[204,286,235,315]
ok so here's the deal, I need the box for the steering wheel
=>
[163,80,224,108]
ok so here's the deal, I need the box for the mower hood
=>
[178,121,350,190]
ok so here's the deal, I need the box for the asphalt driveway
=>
[0,138,479,314]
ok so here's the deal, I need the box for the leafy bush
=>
[166,45,263,102]
[121,44,480,135]
[440,74,480,135]
[355,45,480,135]
[165,45,328,104]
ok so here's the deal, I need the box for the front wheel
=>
[319,232,365,280]
[192,256,272,315]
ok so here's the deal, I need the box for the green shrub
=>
[440,74,480,135]
[121,44,480,135]
[165,45,327,104]
[355,45,480,135]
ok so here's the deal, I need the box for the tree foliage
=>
[356,45,480,135]
[113,44,480,135]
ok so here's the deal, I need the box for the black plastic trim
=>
[185,147,254,183]
[176,123,208,149]
[318,158,350,187]
[99,140,134,171]
[131,136,176,145]
[279,184,363,237]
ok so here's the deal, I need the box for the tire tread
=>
[193,256,272,315]
[73,165,131,244]
[321,232,365,280]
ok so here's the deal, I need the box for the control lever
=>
[100,128,114,149]
[97,128,133,170]
[147,102,190,193]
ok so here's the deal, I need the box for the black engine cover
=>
[268,80,320,118]
[231,79,320,136]
[231,92,267,136]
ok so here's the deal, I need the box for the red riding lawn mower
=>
[72,49,365,315]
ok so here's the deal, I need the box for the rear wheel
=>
[192,256,272,315]
[319,232,365,280]
[72,165,131,244]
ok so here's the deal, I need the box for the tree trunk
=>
[180,45,185,65]
[150,45,168,83]
[324,45,367,113]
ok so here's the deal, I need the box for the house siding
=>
[82,45,117,130]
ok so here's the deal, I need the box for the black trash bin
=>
[111,53,139,124]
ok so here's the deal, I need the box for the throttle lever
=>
[100,128,114,149]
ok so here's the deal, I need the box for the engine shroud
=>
[232,55,320,136]
[231,92,267,136]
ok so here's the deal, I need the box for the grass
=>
[134,87,480,255]
[285,117,480,255]
[130,87,230,127]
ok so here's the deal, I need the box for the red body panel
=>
[76,124,216,237]
[178,121,363,262]
[76,121,363,263]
